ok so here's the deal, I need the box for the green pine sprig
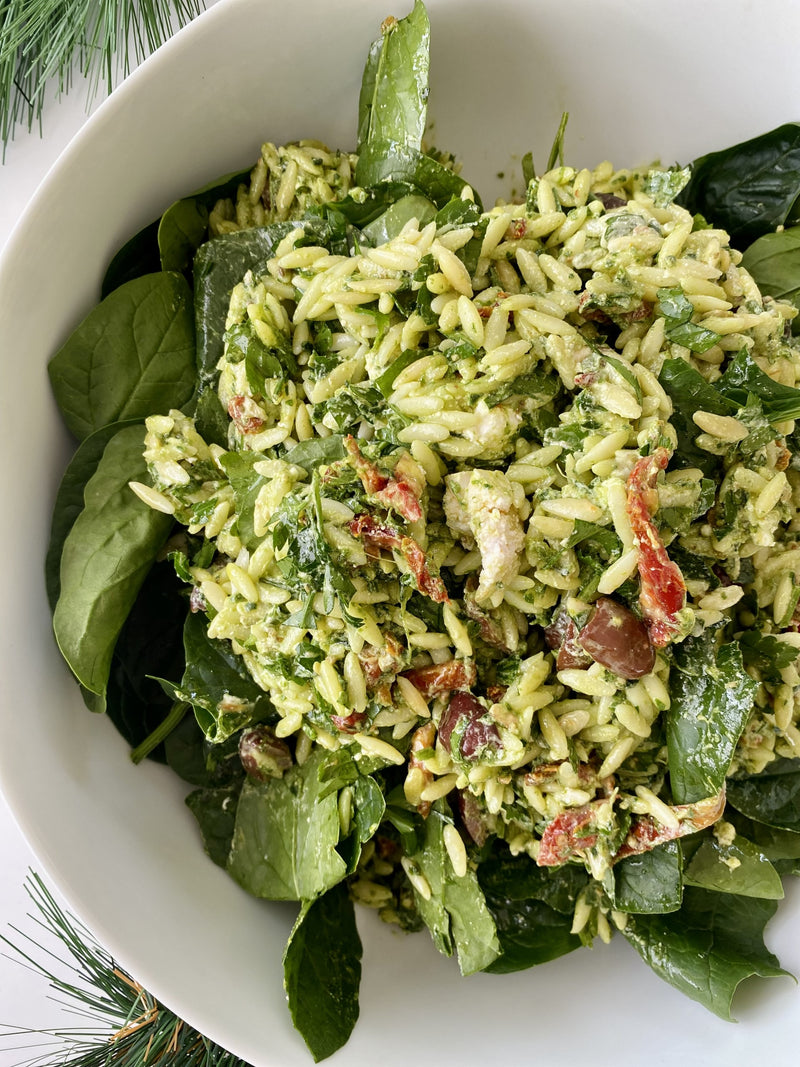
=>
[0,872,253,1067]
[0,0,205,149]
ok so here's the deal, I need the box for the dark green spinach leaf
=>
[227,749,347,901]
[48,272,195,441]
[104,559,187,757]
[611,841,683,914]
[101,219,161,297]
[680,123,800,246]
[355,141,477,209]
[622,887,789,1019]
[726,810,800,876]
[185,783,243,867]
[194,222,299,382]
[477,847,586,973]
[742,224,800,327]
[483,898,580,974]
[737,631,798,685]
[177,612,273,743]
[52,425,173,706]
[684,834,783,899]
[667,631,758,804]
[357,0,430,154]
[656,287,722,353]
[158,168,250,275]
[407,803,499,975]
[45,419,141,609]
[283,883,362,1063]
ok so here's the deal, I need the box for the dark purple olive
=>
[438,691,501,760]
[577,597,655,680]
[239,725,292,781]
[594,192,628,210]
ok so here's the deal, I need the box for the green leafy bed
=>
[45,1,800,1059]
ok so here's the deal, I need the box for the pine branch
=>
[0,872,254,1067]
[0,0,205,150]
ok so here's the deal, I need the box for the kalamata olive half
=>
[239,725,293,781]
[577,597,655,680]
[438,691,502,760]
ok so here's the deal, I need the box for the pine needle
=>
[0,0,205,149]
[0,872,254,1066]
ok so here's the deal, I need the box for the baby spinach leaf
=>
[164,717,244,788]
[185,783,243,867]
[716,349,800,423]
[726,758,800,833]
[52,425,173,706]
[684,835,783,899]
[194,222,298,382]
[360,194,436,246]
[477,847,584,972]
[680,123,800,246]
[101,219,161,298]
[48,272,196,441]
[667,631,758,804]
[283,883,362,1063]
[355,142,477,210]
[407,803,499,974]
[357,0,430,155]
[178,612,273,743]
[159,200,210,276]
[622,887,789,1019]
[444,857,502,977]
[742,224,800,327]
[351,774,385,845]
[611,841,683,914]
[482,899,580,974]
[193,386,230,449]
[104,559,187,757]
[227,749,347,901]
[45,419,141,610]
[158,168,250,275]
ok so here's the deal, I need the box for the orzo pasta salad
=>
[47,0,800,1058]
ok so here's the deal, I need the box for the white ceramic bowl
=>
[1,1,799,1064]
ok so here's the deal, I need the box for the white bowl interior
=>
[1,1,799,1064]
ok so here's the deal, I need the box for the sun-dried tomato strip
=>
[615,790,725,860]
[349,513,449,602]
[626,447,687,647]
[401,659,477,699]
[344,436,422,523]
